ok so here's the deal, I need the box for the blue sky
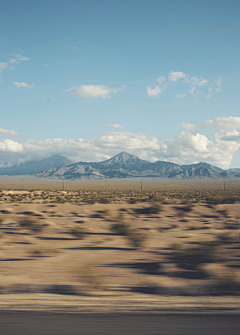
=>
[0,0,240,168]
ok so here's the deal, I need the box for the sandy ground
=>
[0,183,239,313]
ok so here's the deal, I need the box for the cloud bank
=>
[0,117,240,169]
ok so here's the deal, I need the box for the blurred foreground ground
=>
[0,180,240,322]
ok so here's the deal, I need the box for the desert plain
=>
[0,179,240,314]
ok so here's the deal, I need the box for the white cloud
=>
[1,117,240,169]
[0,128,20,136]
[9,54,30,64]
[146,85,162,97]
[149,71,219,99]
[175,93,187,99]
[207,77,223,98]
[104,124,124,129]
[157,76,165,84]
[168,71,187,82]
[0,62,8,73]
[0,139,23,152]
[13,81,34,89]
[68,84,125,98]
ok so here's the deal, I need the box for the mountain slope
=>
[0,155,74,176]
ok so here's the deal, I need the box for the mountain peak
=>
[103,151,144,164]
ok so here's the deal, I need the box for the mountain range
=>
[1,152,240,180]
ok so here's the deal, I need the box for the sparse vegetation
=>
[0,181,240,297]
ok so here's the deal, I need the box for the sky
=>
[0,0,240,169]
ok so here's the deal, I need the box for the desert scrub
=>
[18,216,47,232]
[111,215,147,248]
[206,195,239,205]
[76,262,104,289]
[218,209,229,217]
[111,216,132,236]
[127,228,147,248]
[98,209,110,216]
[224,220,240,230]
[203,264,240,294]
[217,231,238,243]
[29,248,59,257]
[134,202,163,215]
[169,243,220,270]
[70,226,87,239]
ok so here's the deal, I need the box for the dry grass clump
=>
[18,216,47,232]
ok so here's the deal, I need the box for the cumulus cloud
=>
[67,84,125,98]
[0,139,23,152]
[0,62,8,73]
[1,117,240,169]
[169,71,187,82]
[104,124,124,129]
[0,128,20,136]
[146,85,162,97]
[9,54,30,64]
[13,81,34,89]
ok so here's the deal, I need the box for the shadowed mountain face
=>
[0,155,73,176]
[31,151,240,180]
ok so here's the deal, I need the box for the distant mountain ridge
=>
[29,151,240,180]
[0,155,73,176]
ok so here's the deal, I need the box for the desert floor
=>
[0,180,240,313]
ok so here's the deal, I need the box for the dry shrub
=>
[70,226,87,239]
[206,195,238,205]
[18,216,47,232]
[203,264,240,294]
[76,262,104,289]
[111,215,147,248]
[217,231,237,243]
[170,243,220,270]
[224,221,240,230]
[98,209,110,216]
[30,248,59,257]
[134,202,163,215]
